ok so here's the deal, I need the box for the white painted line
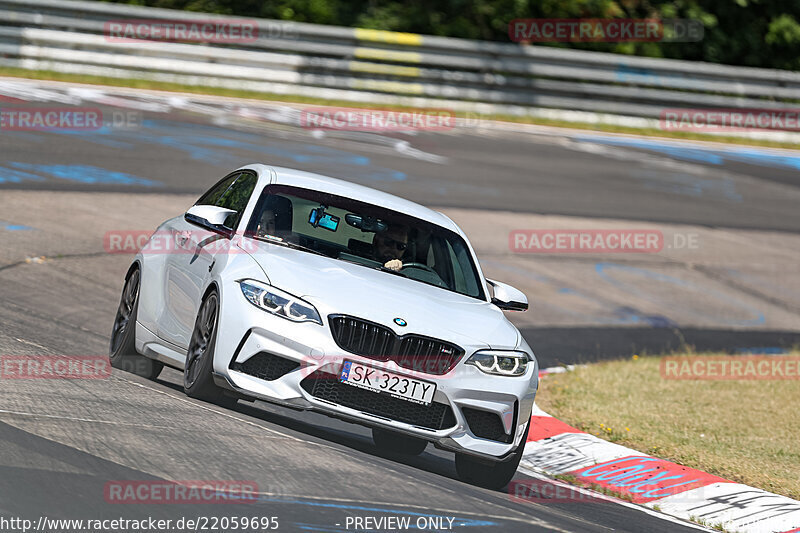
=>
[0,408,177,430]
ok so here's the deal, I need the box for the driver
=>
[256,195,293,238]
[373,224,409,271]
[257,207,277,236]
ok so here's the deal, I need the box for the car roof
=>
[240,163,460,232]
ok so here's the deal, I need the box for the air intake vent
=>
[300,369,456,430]
[231,352,300,381]
[463,407,513,443]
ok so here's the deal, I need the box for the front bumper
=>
[213,292,538,462]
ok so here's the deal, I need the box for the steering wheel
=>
[400,262,437,274]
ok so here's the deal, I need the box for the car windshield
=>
[245,184,485,300]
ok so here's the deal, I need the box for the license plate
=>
[339,360,436,405]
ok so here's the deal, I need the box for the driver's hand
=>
[384,259,403,271]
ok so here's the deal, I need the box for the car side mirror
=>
[486,278,528,311]
[185,205,237,234]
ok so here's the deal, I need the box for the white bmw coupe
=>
[110,164,538,489]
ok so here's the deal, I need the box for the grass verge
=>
[2,67,799,151]
[535,351,800,500]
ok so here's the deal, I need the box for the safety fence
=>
[0,0,798,122]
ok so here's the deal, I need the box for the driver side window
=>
[195,171,257,230]
[196,173,239,206]
[216,172,257,229]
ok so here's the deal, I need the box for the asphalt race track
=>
[1,78,798,532]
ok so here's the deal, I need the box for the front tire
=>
[184,291,236,408]
[455,419,530,490]
[109,268,163,380]
[372,427,427,455]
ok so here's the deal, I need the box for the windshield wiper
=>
[256,238,407,276]
[377,265,407,277]
[251,236,329,257]
[334,256,407,277]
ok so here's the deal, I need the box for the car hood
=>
[243,240,520,349]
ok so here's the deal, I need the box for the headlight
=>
[238,279,322,325]
[466,350,530,376]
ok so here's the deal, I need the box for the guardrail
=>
[0,0,798,121]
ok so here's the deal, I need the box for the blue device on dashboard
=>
[309,208,340,231]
